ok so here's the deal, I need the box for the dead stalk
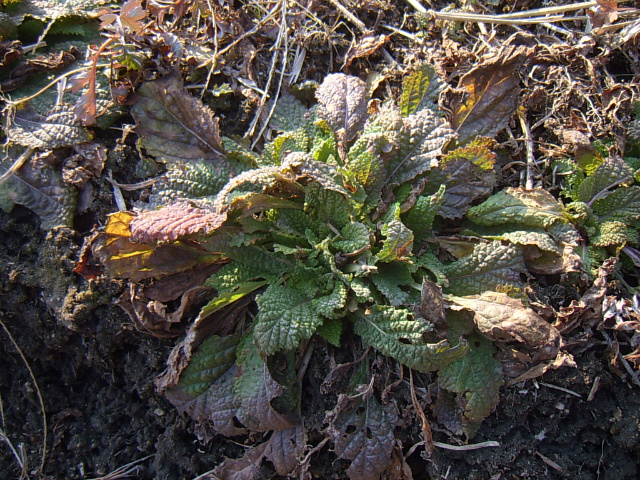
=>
[517,108,535,190]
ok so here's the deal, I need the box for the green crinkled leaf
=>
[0,161,75,230]
[415,251,449,287]
[577,156,634,203]
[593,185,640,224]
[198,281,267,321]
[254,285,325,355]
[376,216,413,263]
[370,262,416,306]
[174,335,239,398]
[403,185,445,244]
[591,221,628,247]
[355,306,467,372]
[164,336,245,436]
[387,108,455,187]
[400,63,441,116]
[304,183,353,229]
[331,395,399,480]
[221,136,260,168]
[315,282,348,319]
[235,334,297,432]
[332,222,371,254]
[495,230,561,254]
[439,332,503,434]
[262,129,310,166]
[8,104,91,149]
[442,241,525,295]
[149,160,238,208]
[270,94,308,133]
[316,318,343,347]
[467,187,568,229]
[131,75,226,165]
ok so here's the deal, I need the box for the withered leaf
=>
[450,45,532,145]
[235,335,299,432]
[213,440,269,480]
[130,202,228,243]
[264,425,306,476]
[329,395,399,480]
[556,258,616,333]
[9,104,91,149]
[343,34,388,67]
[131,74,225,164]
[92,211,217,282]
[417,278,447,332]
[448,292,561,362]
[315,73,369,142]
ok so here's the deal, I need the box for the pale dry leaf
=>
[448,291,561,361]
[315,73,369,141]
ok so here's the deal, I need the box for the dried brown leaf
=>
[555,258,617,333]
[213,441,269,480]
[264,425,306,476]
[131,74,224,164]
[343,34,388,67]
[449,292,561,362]
[9,104,91,149]
[329,395,399,480]
[450,45,533,145]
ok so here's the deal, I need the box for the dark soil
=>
[1,203,639,479]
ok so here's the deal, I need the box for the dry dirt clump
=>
[1,1,640,479]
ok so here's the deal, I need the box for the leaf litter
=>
[2,1,640,479]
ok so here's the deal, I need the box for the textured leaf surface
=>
[331,395,398,480]
[448,291,561,361]
[150,160,238,207]
[404,185,445,243]
[0,161,75,230]
[467,187,567,229]
[270,94,308,132]
[355,306,467,372]
[131,75,225,164]
[439,332,503,433]
[265,425,306,476]
[130,202,227,243]
[8,105,91,149]
[427,144,496,219]
[92,212,213,281]
[235,335,297,432]
[388,109,455,187]
[577,156,634,203]
[376,218,413,262]
[332,222,371,253]
[315,73,369,141]
[442,241,525,295]
[10,0,109,21]
[213,441,269,480]
[450,45,532,145]
[593,185,640,224]
[254,285,325,355]
[371,263,415,306]
[400,63,440,116]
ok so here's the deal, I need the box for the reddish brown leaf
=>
[449,44,533,145]
[129,202,227,243]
